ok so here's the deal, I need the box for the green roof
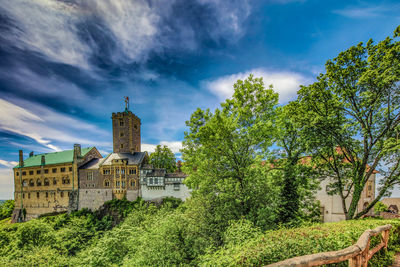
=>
[14,147,94,169]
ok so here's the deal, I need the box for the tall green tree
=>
[297,26,400,219]
[182,75,280,234]
[273,103,320,224]
[149,145,177,173]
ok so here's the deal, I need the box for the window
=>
[60,192,64,198]
[45,192,48,198]
[120,144,124,149]
[36,192,40,198]
[121,169,125,175]
[116,181,120,187]
[154,178,158,185]
[36,179,42,186]
[69,167,72,172]
[44,178,50,186]
[116,169,120,175]
[134,124,138,129]
[120,132,124,137]
[37,170,41,174]
[52,168,57,173]
[23,193,25,199]
[130,180,135,187]
[129,168,136,175]
[62,177,70,184]
[53,178,57,185]
[22,171,26,176]
[29,179,34,187]
[60,167,65,172]
[87,172,93,181]
[28,193,30,199]
[16,172,19,176]
[29,170,34,175]
[44,169,49,174]
[174,183,180,191]
[122,181,126,187]
[22,180,28,187]
[68,192,70,197]
[119,120,124,126]
[104,180,110,187]
[103,169,111,175]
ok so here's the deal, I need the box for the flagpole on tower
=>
[124,96,129,111]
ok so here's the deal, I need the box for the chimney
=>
[74,144,81,159]
[176,160,182,172]
[41,155,46,165]
[29,151,34,157]
[19,150,24,167]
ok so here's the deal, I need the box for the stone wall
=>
[78,189,112,210]
[141,183,191,201]
[126,189,139,201]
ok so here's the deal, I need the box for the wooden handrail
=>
[265,224,392,267]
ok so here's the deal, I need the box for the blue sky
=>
[0,0,399,199]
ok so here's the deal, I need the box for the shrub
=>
[199,219,400,266]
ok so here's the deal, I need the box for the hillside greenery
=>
[1,201,399,266]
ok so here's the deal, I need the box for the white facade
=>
[140,169,191,202]
[316,173,376,222]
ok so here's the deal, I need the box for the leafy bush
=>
[375,201,389,213]
[199,219,400,266]
[0,200,14,220]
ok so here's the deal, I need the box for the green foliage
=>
[182,75,281,237]
[0,200,14,220]
[149,145,177,173]
[296,27,400,219]
[200,219,400,266]
[375,201,389,213]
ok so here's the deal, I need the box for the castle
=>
[11,103,190,222]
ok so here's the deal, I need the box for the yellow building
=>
[12,145,101,222]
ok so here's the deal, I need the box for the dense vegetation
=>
[0,200,14,220]
[1,201,399,266]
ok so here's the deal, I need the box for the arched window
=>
[22,179,28,187]
[45,192,49,198]
[44,178,50,186]
[36,192,40,198]
[29,179,34,186]
[53,178,57,185]
[60,192,64,198]
[62,177,70,184]
[130,180,135,187]
[36,179,42,186]
[104,179,110,187]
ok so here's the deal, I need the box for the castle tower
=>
[112,97,141,154]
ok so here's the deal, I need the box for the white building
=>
[316,172,376,222]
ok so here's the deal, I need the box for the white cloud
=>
[1,0,251,68]
[142,141,183,154]
[333,5,399,18]
[205,68,311,103]
[0,160,18,168]
[0,168,14,199]
[0,98,109,151]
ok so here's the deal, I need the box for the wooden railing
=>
[265,224,392,267]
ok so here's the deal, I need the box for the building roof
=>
[14,147,94,169]
[79,158,103,170]
[100,152,146,166]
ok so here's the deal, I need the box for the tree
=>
[182,75,280,233]
[149,145,177,173]
[0,200,14,220]
[272,103,320,224]
[297,26,400,220]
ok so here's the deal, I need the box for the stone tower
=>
[112,110,141,154]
